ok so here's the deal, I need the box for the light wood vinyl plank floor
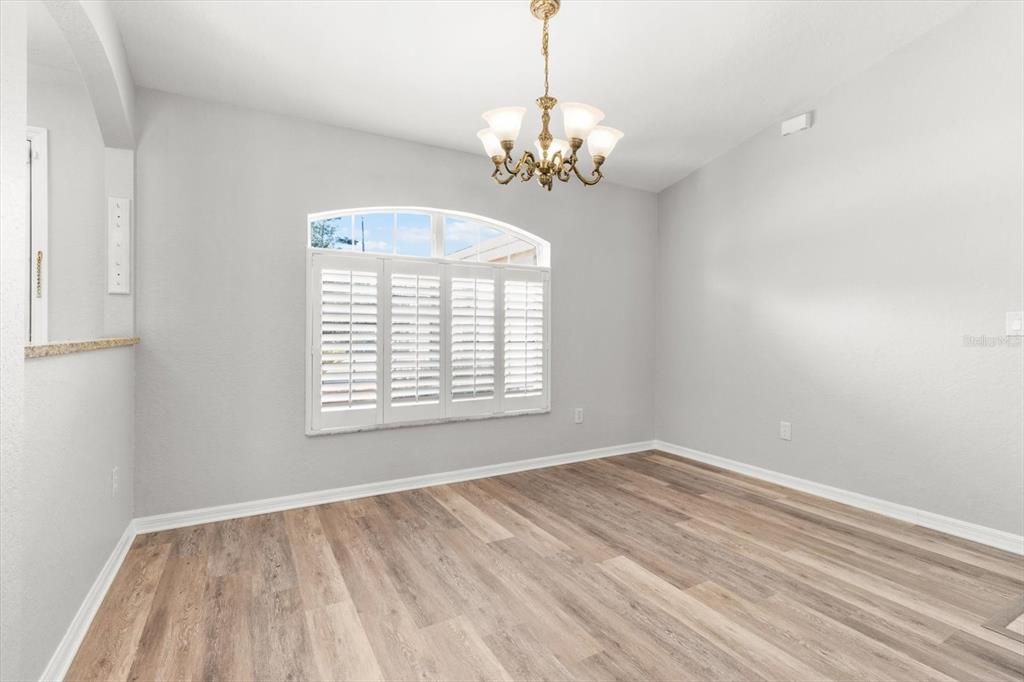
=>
[66,451,1024,681]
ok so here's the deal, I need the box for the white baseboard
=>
[653,440,1024,556]
[133,440,657,534]
[39,520,138,682]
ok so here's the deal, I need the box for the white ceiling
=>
[105,0,971,192]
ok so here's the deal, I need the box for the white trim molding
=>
[653,440,1024,556]
[26,126,48,344]
[134,440,656,533]
[39,521,137,682]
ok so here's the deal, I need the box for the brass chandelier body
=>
[481,0,622,191]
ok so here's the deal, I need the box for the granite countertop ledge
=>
[25,336,140,358]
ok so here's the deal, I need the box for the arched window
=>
[306,208,550,434]
[308,207,550,266]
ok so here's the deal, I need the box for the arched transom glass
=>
[308,207,550,268]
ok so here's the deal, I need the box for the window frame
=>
[306,208,550,436]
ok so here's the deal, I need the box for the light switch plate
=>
[108,197,131,294]
[1007,311,1024,337]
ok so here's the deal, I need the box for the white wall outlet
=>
[108,197,131,294]
[111,466,119,497]
[574,407,584,424]
[779,421,792,441]
[1007,311,1024,337]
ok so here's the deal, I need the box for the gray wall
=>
[28,61,108,341]
[655,1,1024,535]
[0,27,138,680]
[0,43,138,682]
[133,88,657,516]
[0,3,30,679]
[21,347,136,679]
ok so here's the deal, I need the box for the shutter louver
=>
[320,267,378,412]
[390,273,441,405]
[504,278,545,398]
[451,277,495,401]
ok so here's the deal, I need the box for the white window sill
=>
[306,407,551,437]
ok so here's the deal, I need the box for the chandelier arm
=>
[504,150,537,177]
[554,153,572,182]
[503,151,519,175]
[491,164,518,185]
[571,160,604,186]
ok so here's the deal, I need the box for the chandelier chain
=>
[542,16,550,97]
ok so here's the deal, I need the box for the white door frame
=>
[26,126,48,344]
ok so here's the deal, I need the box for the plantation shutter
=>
[310,253,382,431]
[448,264,499,417]
[383,260,444,422]
[503,268,548,411]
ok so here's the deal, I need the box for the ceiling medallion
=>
[477,0,623,191]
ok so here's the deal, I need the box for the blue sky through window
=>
[396,213,432,257]
[480,225,502,243]
[358,213,394,254]
[444,217,481,256]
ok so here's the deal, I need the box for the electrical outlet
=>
[779,421,792,441]
[574,407,584,424]
[112,466,119,497]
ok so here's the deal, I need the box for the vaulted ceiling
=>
[86,1,973,191]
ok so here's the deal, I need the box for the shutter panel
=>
[310,253,382,431]
[503,269,548,411]
[384,260,443,422]
[448,264,499,417]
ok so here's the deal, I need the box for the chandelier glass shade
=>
[478,0,623,191]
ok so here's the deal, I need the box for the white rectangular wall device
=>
[781,112,813,136]
[108,197,131,294]
[1007,311,1024,337]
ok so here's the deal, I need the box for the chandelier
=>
[477,0,623,191]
